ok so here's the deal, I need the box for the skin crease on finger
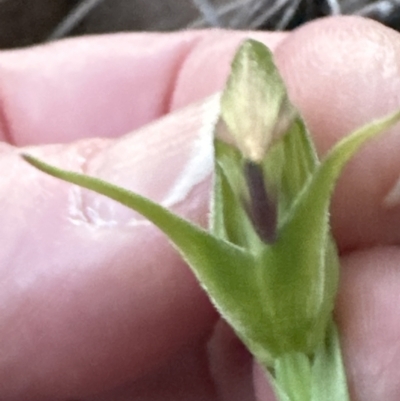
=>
[0,16,400,401]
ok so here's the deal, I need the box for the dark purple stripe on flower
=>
[244,161,277,244]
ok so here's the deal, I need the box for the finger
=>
[0,30,285,147]
[207,319,255,401]
[1,31,286,400]
[85,339,218,401]
[7,18,400,396]
[0,32,200,145]
[253,362,278,401]
[0,100,216,400]
[336,246,400,401]
[272,16,400,251]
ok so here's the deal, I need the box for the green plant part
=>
[23,39,400,401]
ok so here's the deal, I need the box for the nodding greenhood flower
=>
[23,39,400,401]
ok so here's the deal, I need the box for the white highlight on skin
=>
[68,186,152,228]
[64,146,130,227]
[68,178,152,228]
[68,183,89,224]
[162,94,220,208]
[60,144,141,227]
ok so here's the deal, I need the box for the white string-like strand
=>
[248,0,292,29]
[356,0,400,17]
[187,0,249,28]
[190,0,222,26]
[228,0,262,28]
[325,0,342,15]
[47,0,106,41]
[276,0,302,29]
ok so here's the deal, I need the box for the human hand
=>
[1,16,400,401]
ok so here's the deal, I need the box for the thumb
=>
[1,98,217,400]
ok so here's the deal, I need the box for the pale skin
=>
[1,15,400,401]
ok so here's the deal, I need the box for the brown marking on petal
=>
[244,160,277,243]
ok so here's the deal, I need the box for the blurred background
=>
[0,0,399,49]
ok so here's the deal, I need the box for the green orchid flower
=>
[23,39,400,401]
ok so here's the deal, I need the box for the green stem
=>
[269,322,350,401]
